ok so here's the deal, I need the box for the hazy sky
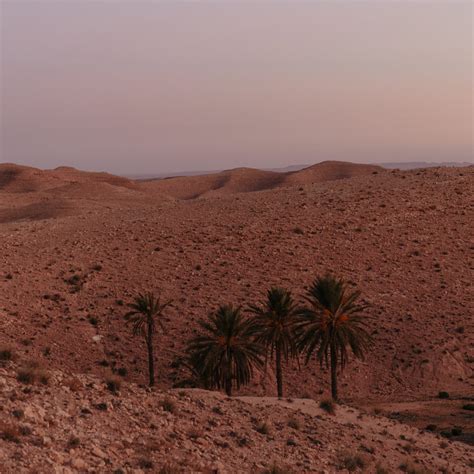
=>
[1,1,472,174]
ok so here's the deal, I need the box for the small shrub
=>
[375,463,389,474]
[19,425,32,436]
[293,227,304,235]
[160,396,176,414]
[462,404,474,411]
[425,424,437,432]
[106,377,121,393]
[399,460,428,474]
[451,427,462,436]
[320,398,336,415]
[0,348,14,362]
[0,422,20,443]
[438,391,449,399]
[12,409,24,419]
[262,462,293,474]
[16,362,49,385]
[337,450,367,472]
[138,458,153,470]
[287,417,301,430]
[117,367,127,377]
[67,436,80,448]
[255,420,271,435]
[187,428,200,440]
[159,464,182,474]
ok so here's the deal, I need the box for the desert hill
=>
[0,163,137,194]
[143,161,383,199]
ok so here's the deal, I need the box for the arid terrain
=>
[0,161,473,473]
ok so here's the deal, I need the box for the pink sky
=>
[1,1,472,174]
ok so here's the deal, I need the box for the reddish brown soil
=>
[0,161,473,472]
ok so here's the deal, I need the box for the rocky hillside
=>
[0,361,472,473]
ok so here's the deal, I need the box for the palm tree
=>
[296,275,372,400]
[125,292,172,386]
[249,287,300,398]
[186,305,263,396]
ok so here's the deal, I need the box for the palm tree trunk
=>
[275,345,283,398]
[330,344,338,401]
[147,322,155,387]
[225,355,232,396]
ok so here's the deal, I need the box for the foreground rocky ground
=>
[0,361,472,473]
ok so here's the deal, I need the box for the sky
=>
[0,1,472,175]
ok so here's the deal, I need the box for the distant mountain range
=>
[126,161,472,180]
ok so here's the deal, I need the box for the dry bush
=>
[160,396,176,414]
[67,436,81,449]
[0,347,14,362]
[16,361,49,385]
[399,460,429,474]
[320,398,336,415]
[138,458,153,470]
[287,417,301,430]
[106,376,122,393]
[159,463,182,474]
[262,462,294,474]
[336,450,368,472]
[375,463,389,474]
[255,420,272,435]
[187,428,201,440]
[0,422,21,443]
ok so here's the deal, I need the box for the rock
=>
[70,458,87,470]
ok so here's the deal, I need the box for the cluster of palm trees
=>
[126,274,373,401]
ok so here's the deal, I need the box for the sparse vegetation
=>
[255,420,272,435]
[336,450,367,471]
[0,347,14,362]
[438,391,449,399]
[106,377,121,393]
[262,462,294,474]
[0,422,20,443]
[319,398,336,415]
[399,460,428,474]
[67,436,81,448]
[375,463,389,474]
[158,464,182,474]
[160,396,177,414]
[287,417,301,430]
[138,458,154,470]
[16,361,49,385]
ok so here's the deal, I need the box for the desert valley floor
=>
[0,161,473,473]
